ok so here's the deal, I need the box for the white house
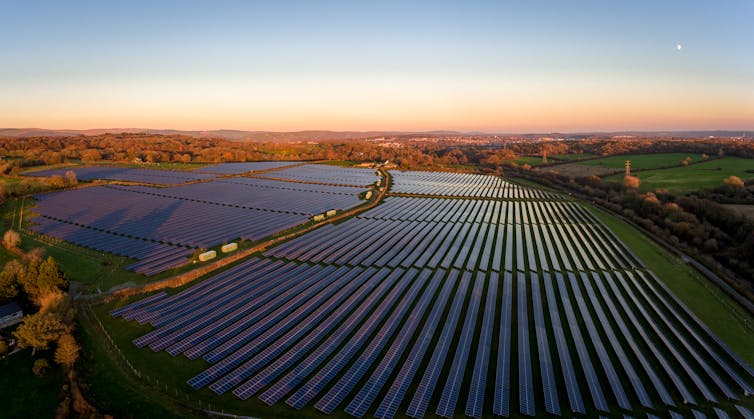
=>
[0,302,23,329]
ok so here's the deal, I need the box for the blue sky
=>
[1,1,752,131]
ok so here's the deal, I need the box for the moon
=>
[677,43,682,51]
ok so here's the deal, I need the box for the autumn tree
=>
[0,270,18,302]
[723,175,744,188]
[0,340,8,357]
[64,170,77,186]
[54,333,80,369]
[17,257,68,304]
[2,229,20,250]
[13,311,68,355]
[624,175,640,189]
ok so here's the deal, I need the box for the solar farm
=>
[103,168,754,418]
[26,163,379,276]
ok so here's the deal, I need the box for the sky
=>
[1,0,753,132]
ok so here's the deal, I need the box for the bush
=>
[3,230,20,250]
[32,358,50,376]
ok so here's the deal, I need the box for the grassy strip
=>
[0,349,63,418]
[588,205,754,365]
[77,307,195,418]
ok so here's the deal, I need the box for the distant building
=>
[0,302,23,329]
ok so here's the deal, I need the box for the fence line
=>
[84,303,257,418]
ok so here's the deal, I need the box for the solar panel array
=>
[107,178,363,215]
[267,197,642,272]
[27,166,217,185]
[390,170,560,198]
[195,161,301,175]
[258,164,380,186]
[110,169,754,417]
[29,216,193,275]
[29,174,369,275]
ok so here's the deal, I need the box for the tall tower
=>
[625,160,631,177]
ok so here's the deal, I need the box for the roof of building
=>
[0,302,22,318]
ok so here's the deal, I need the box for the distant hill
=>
[0,128,468,142]
[0,128,751,142]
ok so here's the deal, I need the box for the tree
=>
[54,333,80,369]
[0,270,18,302]
[18,257,67,301]
[2,229,20,250]
[723,175,745,188]
[624,175,640,189]
[13,312,68,355]
[32,358,50,376]
[0,340,9,357]
[64,170,77,186]
[37,257,68,291]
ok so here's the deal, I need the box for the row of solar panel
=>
[194,161,301,175]
[27,163,375,188]
[106,178,364,216]
[28,216,193,275]
[112,253,754,418]
[390,170,559,198]
[31,185,309,248]
[268,198,642,273]
[362,197,587,224]
[258,164,379,186]
[27,165,217,185]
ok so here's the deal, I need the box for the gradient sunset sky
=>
[2,1,752,132]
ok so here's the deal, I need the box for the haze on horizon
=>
[1,0,752,133]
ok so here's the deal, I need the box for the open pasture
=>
[605,157,754,193]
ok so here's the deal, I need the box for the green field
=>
[510,156,547,166]
[549,153,596,161]
[575,153,705,170]
[0,349,64,418]
[605,156,754,193]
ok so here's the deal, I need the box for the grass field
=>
[510,156,546,166]
[78,312,189,419]
[547,153,707,178]
[578,153,705,170]
[549,153,596,161]
[604,156,754,193]
[590,206,754,365]
[0,349,64,418]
